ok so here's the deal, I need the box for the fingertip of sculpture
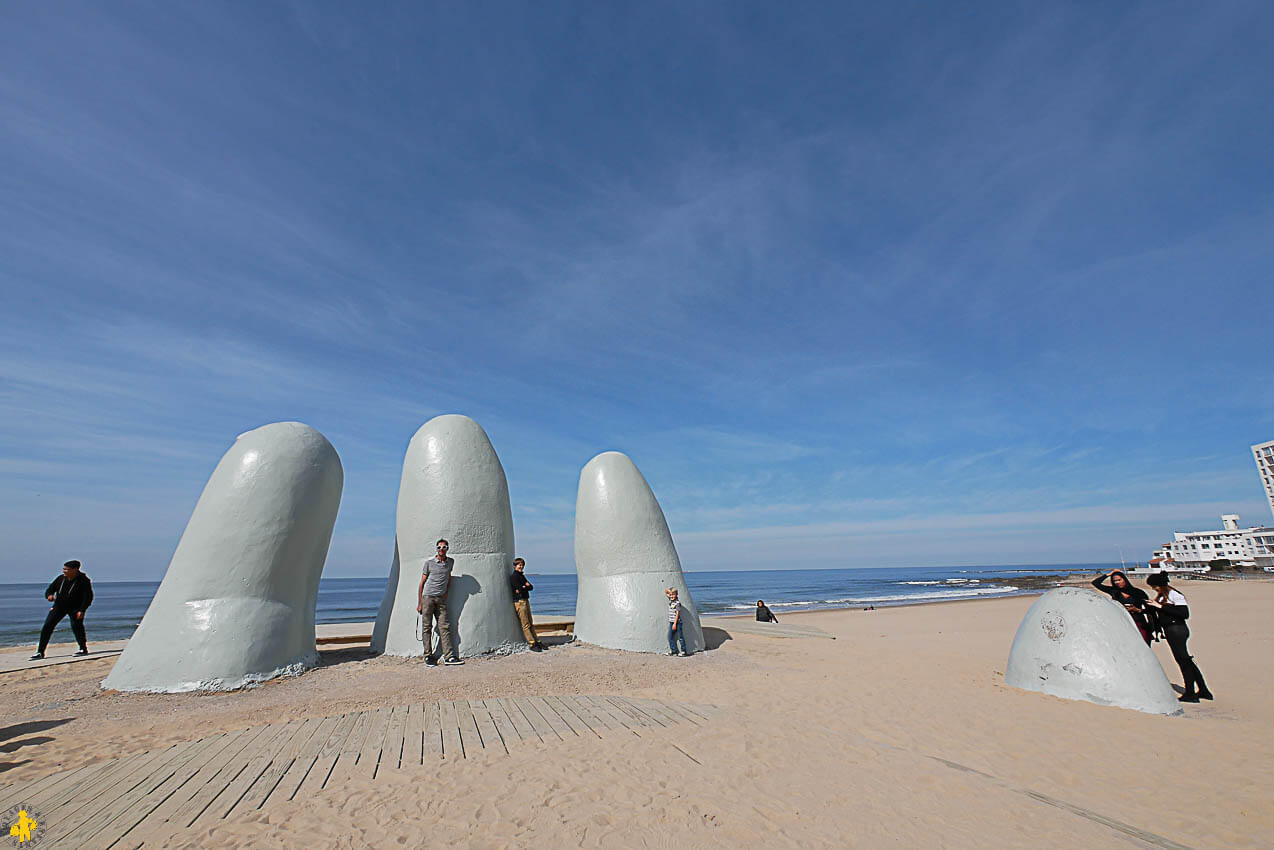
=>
[574,451,704,654]
[1005,588,1181,716]
[103,422,343,693]
[372,414,524,658]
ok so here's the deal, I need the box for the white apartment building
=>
[1253,440,1274,520]
[1162,514,1274,570]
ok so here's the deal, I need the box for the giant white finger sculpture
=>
[371,415,523,657]
[1006,588,1181,716]
[103,422,343,693]
[574,451,704,654]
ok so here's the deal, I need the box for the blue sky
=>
[2,2,1271,581]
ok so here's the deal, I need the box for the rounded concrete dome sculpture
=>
[573,451,704,654]
[1005,587,1181,716]
[371,415,524,657]
[103,422,343,693]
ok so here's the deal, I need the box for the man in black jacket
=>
[31,560,94,659]
[510,558,544,652]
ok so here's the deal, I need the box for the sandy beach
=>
[3,578,1272,848]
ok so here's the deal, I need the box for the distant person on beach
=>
[1091,569,1153,644]
[510,557,544,652]
[666,587,690,657]
[755,600,779,623]
[1145,572,1212,702]
[416,539,463,667]
[31,559,94,660]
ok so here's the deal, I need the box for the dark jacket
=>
[46,573,93,613]
[756,604,778,623]
[510,571,533,601]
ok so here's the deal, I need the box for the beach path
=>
[0,695,716,848]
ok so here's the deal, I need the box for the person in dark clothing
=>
[510,558,544,651]
[755,600,779,623]
[1091,569,1153,644]
[1145,572,1213,703]
[31,560,94,660]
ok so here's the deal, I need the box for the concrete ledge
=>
[317,617,576,646]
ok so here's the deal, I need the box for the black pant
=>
[1163,622,1207,695]
[39,607,87,653]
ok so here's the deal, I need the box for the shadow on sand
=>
[702,626,731,650]
[0,718,73,742]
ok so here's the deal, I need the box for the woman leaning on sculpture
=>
[1090,569,1153,644]
[1144,572,1213,703]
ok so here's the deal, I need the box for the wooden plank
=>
[194,720,308,826]
[295,713,358,799]
[468,700,507,754]
[584,695,641,735]
[0,764,82,813]
[400,702,425,769]
[63,737,222,850]
[35,749,167,833]
[88,732,243,850]
[422,701,443,760]
[355,708,393,780]
[478,698,522,747]
[563,695,611,736]
[544,696,600,739]
[22,753,139,819]
[581,694,630,732]
[675,700,715,721]
[439,700,464,759]
[497,697,540,742]
[381,704,410,773]
[0,758,111,815]
[167,722,293,829]
[41,744,186,846]
[604,695,665,727]
[623,696,678,727]
[527,696,576,737]
[633,697,689,727]
[568,695,616,730]
[509,696,559,741]
[322,709,374,790]
[144,725,271,828]
[455,699,484,755]
[652,699,705,726]
[231,718,323,814]
[267,714,341,806]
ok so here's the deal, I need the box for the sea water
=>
[0,564,1112,648]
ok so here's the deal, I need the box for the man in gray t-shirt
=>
[417,539,464,666]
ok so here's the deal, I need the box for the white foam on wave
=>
[818,586,1019,605]
[723,585,1019,610]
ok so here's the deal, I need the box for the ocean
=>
[0,564,1111,648]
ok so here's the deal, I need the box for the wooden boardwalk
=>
[0,695,713,849]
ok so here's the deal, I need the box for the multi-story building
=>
[1253,440,1274,520]
[1161,515,1274,570]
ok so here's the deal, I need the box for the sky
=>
[2,1,1272,581]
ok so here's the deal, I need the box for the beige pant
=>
[421,594,455,660]
[514,599,537,646]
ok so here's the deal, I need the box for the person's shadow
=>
[0,718,72,775]
[702,627,731,650]
[447,574,482,656]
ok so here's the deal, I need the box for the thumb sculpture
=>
[574,451,704,654]
[371,415,524,657]
[103,422,343,693]
[1005,587,1181,716]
